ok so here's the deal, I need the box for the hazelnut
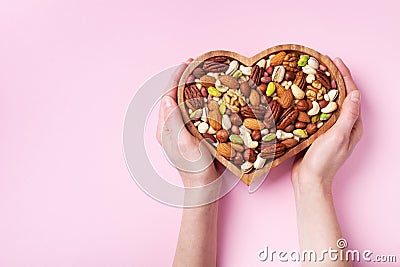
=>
[318,100,329,109]
[251,130,261,141]
[285,71,295,81]
[257,83,267,94]
[295,121,307,129]
[216,129,229,142]
[284,124,295,133]
[296,99,308,111]
[233,153,244,165]
[230,113,242,126]
[306,123,318,135]
[243,149,256,163]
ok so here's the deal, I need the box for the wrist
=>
[293,175,333,201]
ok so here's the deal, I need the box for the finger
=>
[349,116,363,151]
[161,95,187,143]
[333,90,361,137]
[165,59,193,100]
[334,57,358,94]
[156,101,165,144]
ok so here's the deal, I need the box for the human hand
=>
[156,60,221,188]
[291,58,363,193]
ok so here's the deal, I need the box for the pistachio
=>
[298,55,309,67]
[320,113,331,121]
[307,101,320,116]
[272,66,285,83]
[264,82,275,97]
[232,70,243,79]
[311,114,319,123]
[189,108,203,120]
[225,60,239,75]
[241,161,254,173]
[327,89,338,102]
[229,134,244,145]
[291,84,306,100]
[321,102,338,113]
[262,133,276,142]
[239,65,252,76]
[208,86,221,97]
[293,129,308,138]
[215,80,229,93]
[307,57,319,69]
[219,103,226,114]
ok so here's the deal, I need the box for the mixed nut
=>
[182,52,339,174]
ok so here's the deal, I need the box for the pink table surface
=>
[1,0,399,266]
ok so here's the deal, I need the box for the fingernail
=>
[351,91,360,103]
[185,58,193,64]
[162,96,173,108]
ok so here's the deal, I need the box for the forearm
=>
[294,179,351,267]
[173,201,219,267]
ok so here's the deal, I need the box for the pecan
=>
[241,105,266,119]
[293,71,306,90]
[260,142,286,159]
[283,52,300,72]
[277,107,299,130]
[202,57,229,73]
[316,70,331,89]
[184,84,204,110]
[249,65,263,87]
[268,100,282,123]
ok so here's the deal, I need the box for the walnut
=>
[283,53,300,72]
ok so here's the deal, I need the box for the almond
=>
[249,89,261,106]
[217,142,236,160]
[297,111,311,123]
[200,75,216,87]
[278,89,293,109]
[274,82,286,97]
[243,118,265,130]
[207,100,222,130]
[240,82,251,97]
[219,75,239,89]
[281,138,298,148]
[270,52,287,66]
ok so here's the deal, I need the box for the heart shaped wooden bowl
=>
[177,44,346,185]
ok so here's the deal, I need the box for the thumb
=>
[333,90,361,136]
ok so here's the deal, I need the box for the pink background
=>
[1,0,399,266]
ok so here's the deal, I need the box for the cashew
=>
[276,130,294,140]
[254,154,267,170]
[260,129,269,136]
[307,101,320,116]
[317,121,324,128]
[201,107,208,122]
[302,65,317,75]
[321,102,338,113]
[324,93,330,101]
[207,72,219,79]
[197,122,209,134]
[248,140,259,149]
[239,65,252,76]
[291,84,306,100]
[241,161,253,173]
[193,121,201,127]
[327,89,338,101]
